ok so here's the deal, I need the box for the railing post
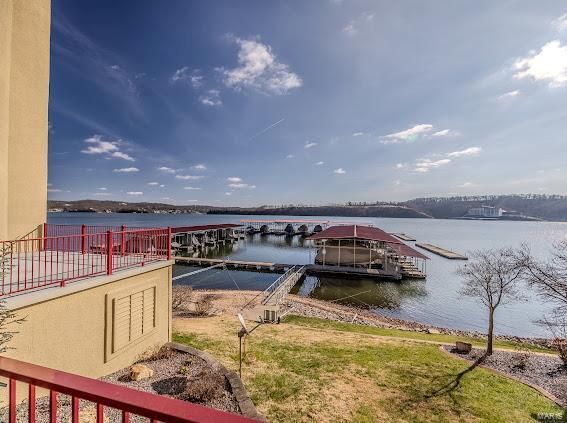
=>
[106,231,113,275]
[167,227,172,260]
[120,225,126,257]
[81,224,87,254]
[43,222,48,251]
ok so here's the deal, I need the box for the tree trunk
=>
[487,308,494,355]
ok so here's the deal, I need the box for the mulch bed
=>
[0,348,240,423]
[443,345,567,407]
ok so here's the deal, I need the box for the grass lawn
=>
[173,315,564,422]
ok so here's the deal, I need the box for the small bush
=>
[183,368,226,402]
[552,339,567,367]
[139,345,176,362]
[194,294,215,316]
[512,349,530,370]
[172,285,194,312]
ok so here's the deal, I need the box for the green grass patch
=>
[282,314,553,353]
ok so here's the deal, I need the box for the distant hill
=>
[48,194,567,221]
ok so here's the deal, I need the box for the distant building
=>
[464,205,504,218]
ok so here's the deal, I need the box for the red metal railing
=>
[0,227,172,297]
[0,356,256,423]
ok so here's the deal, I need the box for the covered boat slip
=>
[306,225,428,280]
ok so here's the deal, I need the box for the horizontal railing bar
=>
[0,357,256,423]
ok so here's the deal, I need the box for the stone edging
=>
[166,342,266,421]
[438,345,565,409]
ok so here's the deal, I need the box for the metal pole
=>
[106,231,113,275]
[81,224,87,255]
[167,227,172,260]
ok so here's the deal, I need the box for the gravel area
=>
[0,348,240,423]
[443,345,567,406]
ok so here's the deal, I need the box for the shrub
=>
[172,285,194,312]
[194,294,215,316]
[512,349,530,371]
[183,368,226,402]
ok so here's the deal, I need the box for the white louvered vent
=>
[112,286,156,353]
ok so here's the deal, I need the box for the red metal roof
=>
[171,224,243,234]
[388,243,429,260]
[306,225,428,259]
[306,225,401,244]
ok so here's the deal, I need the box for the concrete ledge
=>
[5,260,174,310]
[167,342,265,422]
[438,345,565,408]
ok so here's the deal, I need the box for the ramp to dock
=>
[262,265,306,306]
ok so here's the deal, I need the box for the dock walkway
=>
[392,233,416,242]
[415,243,467,260]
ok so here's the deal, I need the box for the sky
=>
[47,1,567,206]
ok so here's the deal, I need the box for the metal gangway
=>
[261,265,306,307]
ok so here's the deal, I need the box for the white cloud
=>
[147,182,159,186]
[225,192,232,196]
[395,163,406,169]
[81,135,135,161]
[113,167,139,173]
[158,166,176,174]
[220,37,302,95]
[191,164,207,171]
[304,142,317,149]
[98,187,107,190]
[414,159,451,173]
[93,192,111,196]
[48,188,62,193]
[553,13,567,32]
[228,183,256,189]
[381,124,433,144]
[342,12,374,36]
[199,89,222,107]
[446,147,482,158]
[111,151,135,161]
[352,132,364,136]
[432,129,455,137]
[159,184,165,188]
[497,90,521,100]
[334,168,346,174]
[514,40,567,87]
[175,175,204,180]
[315,161,324,166]
[126,191,143,196]
[459,182,477,188]
[393,179,401,186]
[184,186,202,190]
[170,67,203,88]
[227,177,242,183]
[286,154,294,159]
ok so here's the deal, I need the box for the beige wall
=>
[5,262,173,379]
[0,0,51,241]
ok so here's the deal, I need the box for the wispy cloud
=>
[432,129,457,137]
[183,186,202,190]
[127,191,143,196]
[226,176,255,189]
[113,167,139,173]
[158,166,176,174]
[286,154,294,159]
[414,159,451,173]
[342,12,374,36]
[81,135,135,161]
[227,177,242,183]
[381,124,433,144]
[191,164,207,171]
[147,182,159,186]
[446,147,482,158]
[175,175,204,180]
[458,182,477,188]
[170,67,203,87]
[199,89,222,107]
[514,40,567,87]
[497,90,521,100]
[220,37,302,95]
[334,168,346,174]
[304,142,317,149]
[315,161,324,166]
[352,132,364,137]
[552,13,567,32]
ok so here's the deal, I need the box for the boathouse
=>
[306,225,428,279]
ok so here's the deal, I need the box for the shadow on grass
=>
[425,353,486,399]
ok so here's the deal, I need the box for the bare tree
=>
[0,300,24,353]
[457,248,525,355]
[172,285,194,312]
[516,241,567,314]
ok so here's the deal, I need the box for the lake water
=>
[48,212,567,337]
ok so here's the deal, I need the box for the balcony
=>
[0,224,172,297]
[0,355,255,422]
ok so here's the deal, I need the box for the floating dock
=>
[415,243,467,260]
[174,257,408,280]
[392,233,416,241]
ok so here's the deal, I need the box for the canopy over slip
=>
[306,225,428,260]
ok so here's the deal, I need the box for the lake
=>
[48,212,567,337]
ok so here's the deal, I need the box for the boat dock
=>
[174,257,406,280]
[415,243,468,260]
[392,233,416,241]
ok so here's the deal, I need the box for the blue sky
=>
[47,1,567,206]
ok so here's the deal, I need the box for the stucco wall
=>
[4,262,173,379]
[0,0,51,241]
